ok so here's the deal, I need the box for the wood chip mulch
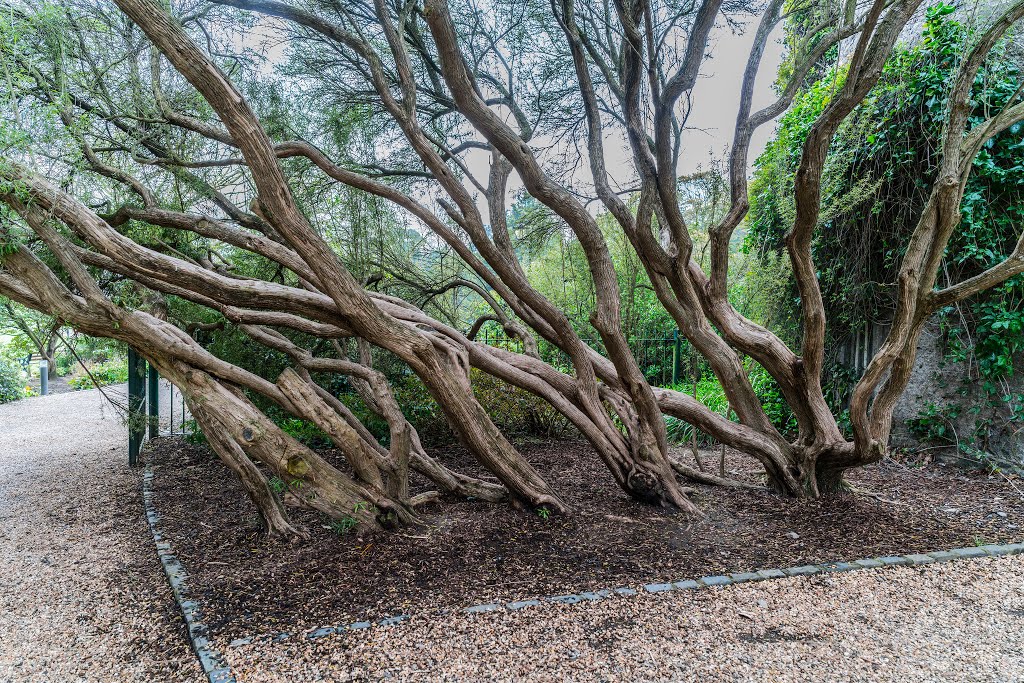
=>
[145,436,1024,641]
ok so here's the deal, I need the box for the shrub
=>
[0,356,25,403]
[665,361,797,445]
[906,401,960,444]
[276,416,333,448]
[664,375,729,446]
[337,370,570,448]
[68,357,129,390]
[470,369,569,439]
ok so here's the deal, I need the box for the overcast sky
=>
[243,10,788,216]
[678,19,787,175]
[461,14,787,213]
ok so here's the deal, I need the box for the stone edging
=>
[261,540,1023,644]
[143,460,1023,649]
[142,466,236,683]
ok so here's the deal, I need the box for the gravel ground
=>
[226,554,1024,682]
[10,388,1017,682]
[0,387,203,682]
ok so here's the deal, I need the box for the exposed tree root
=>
[670,458,767,491]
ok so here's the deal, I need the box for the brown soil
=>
[27,374,75,395]
[145,436,1024,640]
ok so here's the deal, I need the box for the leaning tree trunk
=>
[187,394,307,538]
[113,0,566,514]
[760,441,858,498]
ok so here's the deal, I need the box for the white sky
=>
[238,10,787,217]
[460,15,787,213]
[678,19,786,175]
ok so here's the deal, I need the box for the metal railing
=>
[127,349,192,466]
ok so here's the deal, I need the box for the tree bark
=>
[188,394,306,539]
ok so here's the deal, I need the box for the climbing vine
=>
[748,4,1024,459]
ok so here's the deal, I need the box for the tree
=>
[0,298,60,379]
[749,5,1024,455]
[1,0,1023,537]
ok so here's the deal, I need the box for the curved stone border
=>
[143,467,236,683]
[272,540,1024,643]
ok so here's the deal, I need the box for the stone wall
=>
[890,322,1024,470]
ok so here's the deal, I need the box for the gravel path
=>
[0,388,203,682]
[226,554,1024,682]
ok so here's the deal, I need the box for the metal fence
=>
[127,349,192,465]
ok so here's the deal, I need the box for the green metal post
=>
[127,348,145,466]
[672,329,682,386]
[148,363,159,439]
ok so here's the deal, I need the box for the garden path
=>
[0,386,202,682]
[226,553,1024,682]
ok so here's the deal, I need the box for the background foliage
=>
[747,5,1024,453]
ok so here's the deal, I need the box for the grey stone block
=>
[878,556,912,566]
[209,669,234,683]
[613,587,637,597]
[348,621,372,630]
[819,562,859,572]
[548,594,583,604]
[756,568,787,580]
[699,575,733,587]
[378,615,408,626]
[853,558,886,569]
[927,550,958,563]
[307,627,336,639]
[979,544,1009,555]
[949,547,989,559]
[577,592,605,601]
[644,583,674,593]
[783,565,821,577]
[227,638,251,648]
[672,580,700,590]
[465,603,501,614]
[1003,543,1024,554]
[904,553,936,565]
[729,572,762,583]
[506,599,541,610]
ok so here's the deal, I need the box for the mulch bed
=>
[28,374,75,395]
[145,436,1024,640]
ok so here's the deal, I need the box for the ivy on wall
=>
[747,4,1024,455]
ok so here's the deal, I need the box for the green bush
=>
[335,370,570,448]
[664,375,729,446]
[55,353,75,376]
[68,357,129,390]
[906,401,961,444]
[470,369,569,439]
[664,361,797,445]
[0,356,25,403]
[276,416,333,448]
[747,363,798,435]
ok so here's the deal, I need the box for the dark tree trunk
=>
[45,335,58,380]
